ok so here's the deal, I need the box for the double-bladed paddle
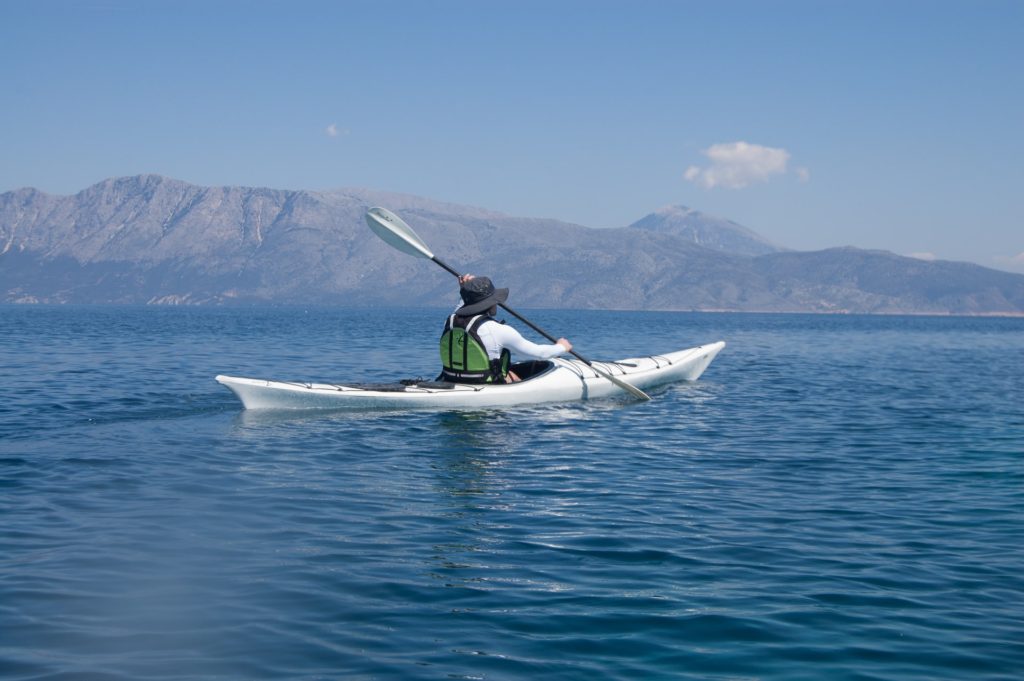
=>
[365,206,652,401]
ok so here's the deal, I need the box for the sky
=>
[2,0,1022,272]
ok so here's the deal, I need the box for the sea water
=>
[1,306,1022,680]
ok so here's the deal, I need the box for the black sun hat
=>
[456,276,509,316]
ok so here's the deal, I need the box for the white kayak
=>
[216,341,724,411]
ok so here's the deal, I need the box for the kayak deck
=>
[216,341,725,411]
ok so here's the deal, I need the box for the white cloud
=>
[684,141,797,189]
[993,251,1024,273]
[325,123,348,138]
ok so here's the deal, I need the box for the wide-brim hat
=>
[456,276,509,315]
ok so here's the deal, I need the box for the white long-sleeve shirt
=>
[451,307,567,361]
[474,318,568,361]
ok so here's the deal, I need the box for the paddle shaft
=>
[431,256,650,400]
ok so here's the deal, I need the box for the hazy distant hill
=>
[628,205,782,256]
[2,175,1023,315]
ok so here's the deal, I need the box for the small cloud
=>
[684,141,801,189]
[325,124,348,138]
[993,251,1024,273]
[909,252,938,261]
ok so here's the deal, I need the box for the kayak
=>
[216,341,724,411]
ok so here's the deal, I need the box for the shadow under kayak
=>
[216,341,725,411]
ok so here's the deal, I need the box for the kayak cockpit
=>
[423,359,557,388]
[507,359,555,382]
[341,360,558,392]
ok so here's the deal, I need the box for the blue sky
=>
[2,0,1022,271]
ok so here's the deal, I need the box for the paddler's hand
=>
[557,338,572,352]
[458,274,475,285]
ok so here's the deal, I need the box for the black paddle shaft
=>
[431,255,598,366]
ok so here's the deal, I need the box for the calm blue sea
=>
[1,305,1022,680]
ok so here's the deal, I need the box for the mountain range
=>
[2,174,1023,315]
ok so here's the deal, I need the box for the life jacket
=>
[439,314,511,383]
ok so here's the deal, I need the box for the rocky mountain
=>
[2,175,1023,315]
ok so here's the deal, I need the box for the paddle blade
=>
[365,207,434,260]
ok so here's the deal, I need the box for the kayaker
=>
[440,274,572,383]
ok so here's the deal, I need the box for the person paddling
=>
[440,274,572,383]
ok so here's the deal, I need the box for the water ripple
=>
[2,308,1023,679]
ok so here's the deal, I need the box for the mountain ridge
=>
[2,175,1023,315]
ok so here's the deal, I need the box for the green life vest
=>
[439,314,511,383]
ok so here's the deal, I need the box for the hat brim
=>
[455,287,509,316]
